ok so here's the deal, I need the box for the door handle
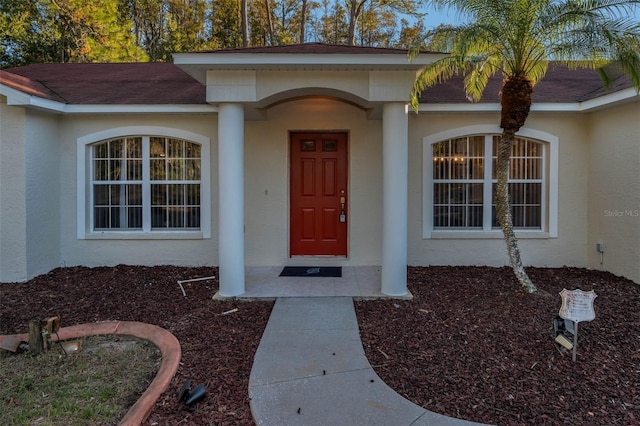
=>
[339,193,346,223]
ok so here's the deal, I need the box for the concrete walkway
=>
[249,297,487,426]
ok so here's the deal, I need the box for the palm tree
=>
[411,0,640,293]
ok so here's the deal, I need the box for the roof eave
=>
[173,52,447,84]
[173,51,444,67]
[417,88,638,113]
[1,85,216,114]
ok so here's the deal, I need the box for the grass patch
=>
[0,335,160,425]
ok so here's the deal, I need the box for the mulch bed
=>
[0,265,273,425]
[356,266,640,425]
[1,265,639,425]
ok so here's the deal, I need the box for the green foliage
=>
[1,0,146,68]
[411,0,640,108]
[2,0,431,67]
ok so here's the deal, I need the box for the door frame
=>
[289,130,349,257]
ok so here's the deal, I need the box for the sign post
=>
[558,289,597,361]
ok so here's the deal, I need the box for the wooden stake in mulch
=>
[27,316,60,354]
[558,289,597,362]
[28,317,45,354]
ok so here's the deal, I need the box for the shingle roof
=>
[0,62,206,104]
[0,52,634,106]
[420,64,634,103]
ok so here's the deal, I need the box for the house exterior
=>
[1,43,638,295]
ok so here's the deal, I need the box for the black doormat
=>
[279,266,342,277]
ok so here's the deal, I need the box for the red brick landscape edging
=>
[0,321,181,426]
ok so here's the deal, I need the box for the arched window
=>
[77,127,211,239]
[424,126,558,239]
[92,137,201,231]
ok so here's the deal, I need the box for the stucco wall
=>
[0,98,28,282]
[4,96,637,283]
[407,111,590,269]
[25,109,61,279]
[587,101,640,284]
[58,114,218,269]
[244,98,383,266]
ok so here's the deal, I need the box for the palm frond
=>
[410,0,640,105]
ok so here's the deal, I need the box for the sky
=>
[420,7,462,29]
[418,5,640,30]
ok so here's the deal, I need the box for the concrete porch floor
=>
[236,266,402,298]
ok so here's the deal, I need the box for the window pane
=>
[152,207,165,227]
[469,183,483,204]
[168,139,184,158]
[433,183,483,228]
[526,183,542,204]
[150,137,166,158]
[184,142,201,158]
[94,207,109,228]
[469,206,483,227]
[185,159,201,180]
[168,207,184,227]
[469,157,484,179]
[433,156,448,180]
[94,160,108,181]
[126,138,142,158]
[128,207,142,228]
[109,184,122,205]
[185,184,200,205]
[323,139,337,151]
[492,182,542,229]
[525,206,542,228]
[166,159,184,180]
[526,158,542,179]
[151,159,165,180]
[186,207,200,227]
[152,184,166,205]
[168,184,184,205]
[109,160,122,180]
[434,206,449,227]
[127,184,142,205]
[109,139,124,159]
[94,143,108,159]
[93,185,109,205]
[127,160,142,180]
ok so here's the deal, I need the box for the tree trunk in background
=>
[264,0,274,45]
[241,0,248,47]
[300,0,307,43]
[347,0,367,45]
[498,76,537,293]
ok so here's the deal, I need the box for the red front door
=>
[290,132,348,256]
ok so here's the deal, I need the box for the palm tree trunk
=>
[498,75,537,293]
[495,131,537,293]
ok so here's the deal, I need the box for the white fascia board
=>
[417,103,501,112]
[580,87,638,111]
[173,52,446,68]
[418,103,581,113]
[63,104,218,114]
[1,85,216,114]
[417,89,638,113]
[1,85,65,112]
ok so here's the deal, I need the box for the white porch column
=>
[381,102,408,296]
[218,103,245,297]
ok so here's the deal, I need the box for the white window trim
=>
[77,126,211,239]
[423,125,558,239]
